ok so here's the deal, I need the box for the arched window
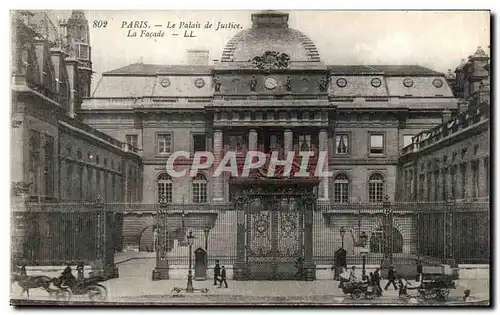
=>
[369,227,403,253]
[333,173,349,203]
[192,173,208,203]
[157,173,172,204]
[368,173,384,203]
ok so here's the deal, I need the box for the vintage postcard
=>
[10,9,490,306]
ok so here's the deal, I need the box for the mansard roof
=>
[103,63,213,76]
[104,62,444,77]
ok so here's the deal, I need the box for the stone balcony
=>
[401,103,490,156]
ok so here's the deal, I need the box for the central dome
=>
[221,12,320,62]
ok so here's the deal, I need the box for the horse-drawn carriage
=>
[417,275,456,301]
[11,266,108,301]
[342,281,378,300]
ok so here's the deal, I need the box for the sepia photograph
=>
[9,9,491,306]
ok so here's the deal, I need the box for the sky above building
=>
[47,10,490,89]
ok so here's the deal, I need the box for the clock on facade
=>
[403,77,414,88]
[336,78,347,88]
[264,77,278,90]
[371,78,382,88]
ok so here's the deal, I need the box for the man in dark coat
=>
[61,264,76,287]
[416,259,423,282]
[213,260,221,285]
[219,266,228,288]
[373,268,383,296]
[294,257,304,280]
[384,265,398,290]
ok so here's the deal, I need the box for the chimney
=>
[187,49,209,65]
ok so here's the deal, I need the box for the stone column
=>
[213,129,224,202]
[283,129,293,155]
[248,129,258,150]
[318,129,329,200]
[303,195,316,281]
[234,197,247,280]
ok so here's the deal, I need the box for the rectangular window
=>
[427,172,432,201]
[96,170,101,199]
[43,135,54,197]
[369,134,384,155]
[334,181,349,203]
[335,134,349,154]
[419,174,425,201]
[451,166,457,199]
[126,135,138,148]
[157,133,172,154]
[193,182,208,203]
[158,181,173,203]
[294,133,317,152]
[460,164,467,199]
[403,135,413,148]
[442,168,448,201]
[193,134,206,152]
[485,157,489,197]
[227,134,247,152]
[112,174,116,201]
[77,43,90,60]
[78,165,83,199]
[472,161,479,198]
[67,163,73,200]
[28,129,40,195]
[434,171,439,201]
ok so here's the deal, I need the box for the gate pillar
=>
[234,196,247,280]
[303,193,316,281]
[152,208,170,280]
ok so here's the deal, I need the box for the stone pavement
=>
[10,255,490,305]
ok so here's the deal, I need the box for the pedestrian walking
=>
[349,266,358,282]
[213,260,221,285]
[219,266,228,288]
[384,265,398,290]
[416,259,423,282]
[373,268,383,296]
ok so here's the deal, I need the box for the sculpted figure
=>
[250,76,257,92]
[319,77,328,92]
[285,76,292,91]
[214,76,222,92]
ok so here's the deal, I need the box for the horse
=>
[11,273,60,299]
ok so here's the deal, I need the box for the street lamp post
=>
[340,226,346,249]
[186,230,195,293]
[360,231,368,279]
[203,228,210,266]
[170,230,209,294]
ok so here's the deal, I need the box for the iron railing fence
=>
[12,201,121,268]
[12,199,490,267]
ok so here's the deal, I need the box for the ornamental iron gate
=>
[232,179,318,280]
[245,196,304,279]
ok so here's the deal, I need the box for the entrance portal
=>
[231,178,318,280]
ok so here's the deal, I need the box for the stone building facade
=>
[79,11,465,275]
[399,47,490,202]
[11,11,142,267]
